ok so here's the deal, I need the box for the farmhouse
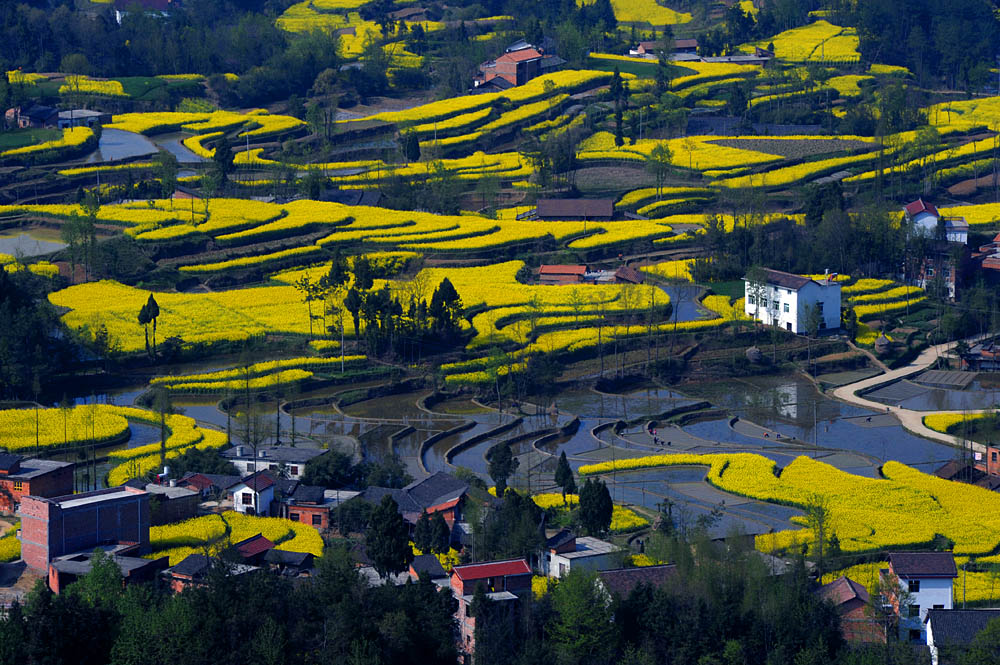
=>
[227,471,276,516]
[883,551,958,642]
[360,471,468,532]
[57,109,112,129]
[925,608,1000,665]
[537,529,623,578]
[743,269,841,333]
[221,445,327,479]
[539,264,587,285]
[113,0,179,24]
[0,453,73,515]
[815,576,884,643]
[162,553,259,593]
[6,104,58,129]
[903,199,969,299]
[597,564,677,598]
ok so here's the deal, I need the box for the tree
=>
[414,511,432,552]
[430,512,451,554]
[488,442,519,497]
[429,277,463,336]
[365,495,413,579]
[301,448,357,488]
[804,303,822,339]
[401,132,420,162]
[645,143,672,199]
[137,300,152,357]
[144,294,160,358]
[154,150,179,205]
[212,135,235,181]
[554,451,577,503]
[549,571,617,665]
[579,477,613,536]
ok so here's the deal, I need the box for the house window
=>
[12,482,22,492]
[909,629,922,642]
[269,464,277,471]
[819,321,826,329]
[993,452,997,463]
[933,604,944,609]
[762,298,768,308]
[817,302,824,313]
[242,492,254,505]
[908,604,920,618]
[908,580,920,593]
[290,466,299,476]
[312,514,322,526]
[926,267,935,276]
[783,303,789,313]
[748,296,756,305]
[290,513,299,521]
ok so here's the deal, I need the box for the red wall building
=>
[0,454,73,515]
[19,487,151,572]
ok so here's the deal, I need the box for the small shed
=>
[535,199,614,221]
[539,265,587,285]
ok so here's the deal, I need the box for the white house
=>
[221,446,327,480]
[538,530,622,578]
[904,199,969,245]
[902,199,968,300]
[743,269,841,334]
[926,609,1000,665]
[883,552,958,643]
[226,472,275,517]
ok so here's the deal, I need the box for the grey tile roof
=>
[221,446,327,464]
[8,458,72,480]
[888,552,958,578]
[265,549,314,567]
[598,564,677,597]
[167,554,211,578]
[0,454,22,472]
[410,554,447,579]
[402,472,469,509]
[927,609,1000,646]
[292,485,326,504]
[745,268,812,291]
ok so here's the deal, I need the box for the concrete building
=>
[143,482,200,525]
[743,268,841,333]
[538,529,623,578]
[221,445,327,479]
[57,109,112,129]
[0,453,73,515]
[49,548,168,594]
[18,486,151,572]
[883,551,958,642]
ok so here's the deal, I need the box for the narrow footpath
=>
[831,332,995,451]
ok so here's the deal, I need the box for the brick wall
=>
[19,489,150,571]
[0,465,73,514]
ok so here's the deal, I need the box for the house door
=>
[786,322,792,331]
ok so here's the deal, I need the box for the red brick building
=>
[451,559,532,656]
[815,576,885,643]
[0,453,73,515]
[18,486,151,572]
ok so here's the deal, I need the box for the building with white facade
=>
[221,446,327,480]
[743,269,841,334]
[537,530,622,578]
[903,199,969,300]
[883,552,957,643]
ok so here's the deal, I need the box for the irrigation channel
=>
[42,358,992,542]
